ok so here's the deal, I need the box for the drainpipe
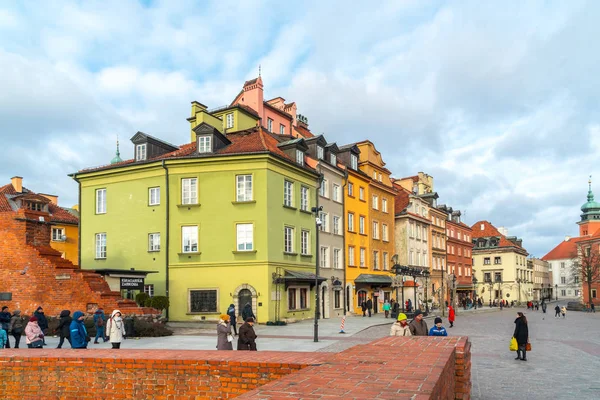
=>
[313,173,324,342]
[341,169,349,315]
[72,175,82,268]
[162,160,170,320]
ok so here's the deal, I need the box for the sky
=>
[1,0,599,257]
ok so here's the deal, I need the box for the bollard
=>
[339,316,346,334]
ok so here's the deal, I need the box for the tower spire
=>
[259,64,261,77]
[111,136,123,164]
[589,175,594,202]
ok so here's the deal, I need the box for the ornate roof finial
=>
[588,175,594,202]
[111,136,123,164]
[259,64,261,77]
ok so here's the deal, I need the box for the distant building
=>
[529,257,551,301]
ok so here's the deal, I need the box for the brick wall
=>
[0,336,471,399]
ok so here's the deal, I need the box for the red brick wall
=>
[0,337,471,400]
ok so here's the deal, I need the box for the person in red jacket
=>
[448,305,456,328]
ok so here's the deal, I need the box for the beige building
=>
[472,221,531,304]
[530,257,551,301]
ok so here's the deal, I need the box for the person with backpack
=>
[56,310,72,349]
[70,311,89,349]
[0,306,11,348]
[93,308,108,344]
[33,307,48,345]
[227,304,238,336]
[8,310,25,348]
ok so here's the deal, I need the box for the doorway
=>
[238,288,253,318]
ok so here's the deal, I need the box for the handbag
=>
[227,334,234,343]
[526,342,531,351]
[30,340,43,348]
[509,337,518,351]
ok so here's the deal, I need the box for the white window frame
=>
[301,230,310,255]
[181,226,198,253]
[382,224,388,241]
[284,226,295,253]
[95,233,106,259]
[296,149,304,166]
[236,223,253,251]
[148,233,161,252]
[333,216,340,235]
[96,189,106,214]
[320,246,330,268]
[382,198,387,213]
[181,178,198,205]
[333,248,341,269]
[348,213,354,232]
[144,284,154,297]
[360,248,366,267]
[373,221,379,239]
[226,113,234,129]
[268,118,273,132]
[351,154,358,170]
[136,143,147,161]
[280,124,285,135]
[149,187,160,206]
[373,195,379,210]
[284,180,294,207]
[317,146,324,160]
[319,179,329,198]
[348,246,355,266]
[332,184,340,202]
[383,252,389,270]
[359,187,365,201]
[198,136,212,153]
[236,175,253,202]
[300,186,309,211]
[52,227,65,241]
[330,153,337,165]
[373,251,379,270]
[359,216,365,234]
[319,212,328,232]
[348,183,354,196]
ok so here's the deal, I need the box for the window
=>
[330,153,337,165]
[560,262,565,269]
[149,187,160,206]
[236,224,253,251]
[593,289,597,299]
[494,272,502,282]
[288,288,297,310]
[348,213,354,231]
[378,173,382,182]
[372,195,379,210]
[333,248,341,269]
[409,251,414,265]
[52,228,65,241]
[382,198,388,213]
[360,248,366,267]
[383,252,388,270]
[373,251,379,270]
[136,144,147,161]
[494,256,501,265]
[373,221,379,239]
[333,216,341,235]
[182,226,198,253]
[334,290,341,309]
[96,189,106,214]
[95,233,106,259]
[561,276,566,284]
[332,184,340,202]
[284,226,294,253]
[280,124,285,135]
[319,212,328,232]
[382,224,388,241]
[359,216,365,234]
[301,230,310,255]
[348,183,354,196]
[359,187,365,200]
[351,154,358,170]
[284,180,294,207]
[317,146,324,160]
[348,246,355,266]
[189,289,217,313]
[296,150,304,166]
[236,175,252,202]
[574,276,580,284]
[148,233,161,251]
[484,272,491,282]
[300,186,309,211]
[319,179,329,197]
[198,136,212,153]
[267,118,273,132]
[373,172,377,180]
[320,246,329,268]
[226,113,234,129]
[561,289,566,296]
[300,288,308,309]
[182,178,198,204]
[144,284,154,297]
[484,257,491,265]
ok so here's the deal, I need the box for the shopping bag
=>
[509,337,518,351]
[525,342,531,351]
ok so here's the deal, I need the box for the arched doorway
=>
[233,284,258,321]
[320,282,330,319]
[357,289,367,313]
[238,289,253,316]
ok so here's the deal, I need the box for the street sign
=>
[120,277,144,290]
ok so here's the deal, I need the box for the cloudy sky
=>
[1,0,598,257]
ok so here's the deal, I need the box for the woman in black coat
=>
[237,317,257,351]
[56,310,72,349]
[513,312,529,361]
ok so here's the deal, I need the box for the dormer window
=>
[330,153,337,165]
[296,149,304,166]
[280,124,285,135]
[351,154,358,170]
[317,146,324,160]
[25,201,44,212]
[226,113,234,129]
[198,136,212,153]
[267,118,273,132]
[136,144,147,161]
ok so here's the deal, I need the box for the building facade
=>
[472,221,531,305]
[441,207,474,305]
[530,257,551,301]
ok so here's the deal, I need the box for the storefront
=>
[94,268,159,300]
[353,274,393,314]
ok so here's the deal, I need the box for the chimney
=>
[40,194,58,205]
[11,176,23,192]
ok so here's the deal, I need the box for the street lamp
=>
[311,205,323,343]
[423,269,431,314]
[451,274,457,308]
[555,283,558,301]
[486,278,493,306]
[391,259,406,314]
[472,276,478,309]
[516,278,522,303]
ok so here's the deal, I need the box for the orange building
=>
[441,207,474,304]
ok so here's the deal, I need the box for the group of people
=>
[0,305,126,349]
[390,305,456,337]
[216,303,258,351]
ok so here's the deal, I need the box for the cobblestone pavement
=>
[353,302,600,400]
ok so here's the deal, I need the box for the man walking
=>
[554,304,561,318]
[409,310,428,336]
[0,306,11,348]
[366,298,373,317]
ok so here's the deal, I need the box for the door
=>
[321,286,326,319]
[238,289,253,318]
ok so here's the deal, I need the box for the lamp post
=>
[486,278,493,306]
[391,259,406,314]
[496,276,502,303]
[516,278,522,303]
[423,270,430,314]
[555,283,558,301]
[472,276,478,309]
[451,274,457,308]
[311,205,323,343]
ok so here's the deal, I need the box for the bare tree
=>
[572,242,600,304]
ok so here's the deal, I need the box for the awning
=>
[354,274,393,285]
[93,269,159,278]
[274,270,327,287]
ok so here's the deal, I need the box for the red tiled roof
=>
[400,175,419,182]
[542,237,584,261]
[294,125,314,138]
[471,220,524,250]
[393,183,411,213]
[0,183,78,224]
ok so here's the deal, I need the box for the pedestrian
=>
[383,300,391,318]
[0,325,6,349]
[513,312,529,361]
[8,310,25,348]
[227,304,238,336]
[24,316,44,348]
[237,317,257,351]
[366,298,373,317]
[408,299,413,313]
[542,301,547,314]
[429,317,448,336]
[216,314,233,350]
[33,307,48,345]
[462,299,467,311]
[241,303,255,322]
[392,300,400,319]
[478,298,482,307]
[535,302,539,311]
[106,310,126,349]
[500,300,504,310]
[448,305,456,327]
[591,302,596,313]
[409,310,428,336]
[69,311,89,349]
[56,310,72,349]
[561,306,567,318]
[361,301,367,317]
[93,308,108,344]
[0,306,11,348]
[390,313,412,337]
[554,305,561,318]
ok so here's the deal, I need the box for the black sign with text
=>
[120,277,144,290]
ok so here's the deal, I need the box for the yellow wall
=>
[50,223,79,265]
[473,250,533,303]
